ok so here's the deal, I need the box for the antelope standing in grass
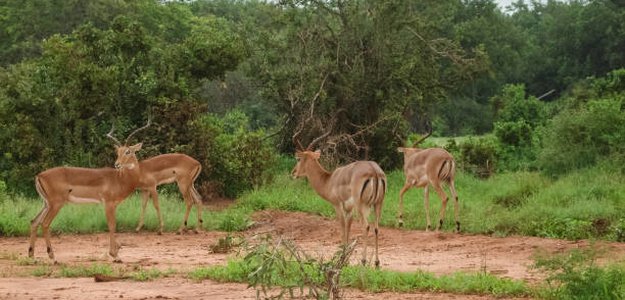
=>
[291,130,387,267]
[106,123,203,235]
[397,126,459,232]
[28,121,150,262]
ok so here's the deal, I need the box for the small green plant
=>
[32,265,53,277]
[16,256,42,266]
[209,233,244,254]
[59,263,114,278]
[129,267,174,281]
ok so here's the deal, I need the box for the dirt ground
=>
[2,206,625,300]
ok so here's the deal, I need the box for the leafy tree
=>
[0,11,249,195]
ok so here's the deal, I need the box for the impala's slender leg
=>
[432,183,448,231]
[178,199,193,235]
[423,185,432,231]
[345,210,353,244]
[359,205,371,266]
[190,166,203,233]
[189,187,202,233]
[374,201,382,268]
[149,188,164,235]
[449,180,460,232]
[105,201,121,262]
[177,178,201,234]
[334,206,347,244]
[28,203,48,257]
[135,189,150,233]
[41,201,63,262]
[397,182,411,227]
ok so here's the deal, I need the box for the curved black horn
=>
[125,118,151,145]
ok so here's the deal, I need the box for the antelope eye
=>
[125,149,131,155]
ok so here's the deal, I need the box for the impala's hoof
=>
[375,260,380,269]
[398,220,404,228]
[361,259,367,266]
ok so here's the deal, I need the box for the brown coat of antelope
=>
[291,131,386,267]
[28,122,150,262]
[397,126,459,232]
[106,124,203,235]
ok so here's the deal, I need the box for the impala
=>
[28,122,150,262]
[292,130,386,267]
[105,124,204,235]
[397,126,459,232]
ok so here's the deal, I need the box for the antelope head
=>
[106,119,151,170]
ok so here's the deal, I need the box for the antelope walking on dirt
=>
[28,122,150,262]
[397,126,459,232]
[106,123,203,235]
[291,130,386,267]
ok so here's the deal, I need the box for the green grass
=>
[236,158,625,241]
[0,190,255,236]
[27,261,176,281]
[2,157,625,241]
[189,259,530,298]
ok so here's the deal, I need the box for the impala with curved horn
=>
[28,121,150,262]
[107,121,203,235]
[291,127,386,267]
[396,124,459,232]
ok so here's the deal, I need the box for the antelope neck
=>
[304,159,332,200]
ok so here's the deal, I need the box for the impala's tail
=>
[438,159,456,184]
[359,169,386,207]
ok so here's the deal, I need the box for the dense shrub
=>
[538,97,625,176]
[490,84,545,171]
[457,136,497,178]
[193,110,277,198]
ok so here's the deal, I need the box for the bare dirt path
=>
[2,209,625,299]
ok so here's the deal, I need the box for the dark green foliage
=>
[0,7,253,196]
[539,97,625,176]
[193,111,278,198]
[490,84,545,171]
[457,136,497,178]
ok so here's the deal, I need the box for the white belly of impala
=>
[69,195,101,204]
[158,177,176,185]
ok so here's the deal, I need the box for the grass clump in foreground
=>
[29,262,174,282]
[533,248,625,300]
[189,235,529,299]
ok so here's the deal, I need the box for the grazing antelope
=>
[291,130,386,267]
[397,126,459,232]
[28,122,150,262]
[106,125,203,235]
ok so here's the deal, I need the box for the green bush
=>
[457,136,497,178]
[194,110,278,198]
[538,97,625,176]
[490,84,545,172]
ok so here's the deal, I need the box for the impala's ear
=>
[130,143,143,152]
[312,150,321,159]
[397,147,405,153]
